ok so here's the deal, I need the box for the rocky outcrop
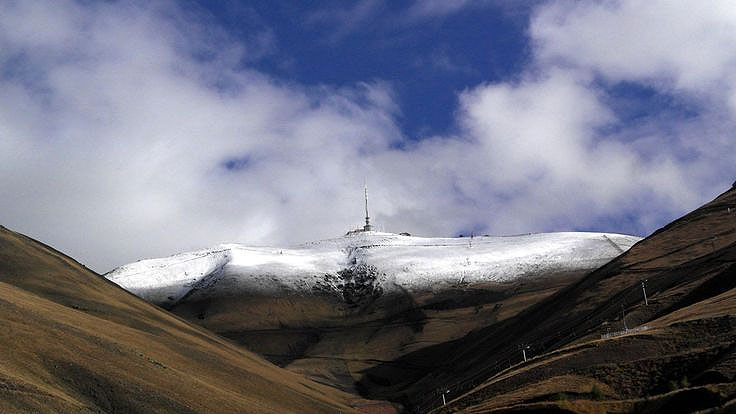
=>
[314,263,386,308]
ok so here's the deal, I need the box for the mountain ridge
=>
[107,231,641,308]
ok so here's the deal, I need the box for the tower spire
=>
[363,183,372,232]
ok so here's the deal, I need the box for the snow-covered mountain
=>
[106,230,641,389]
[107,231,641,310]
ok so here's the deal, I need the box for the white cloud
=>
[0,0,400,270]
[532,0,736,93]
[0,0,734,272]
[529,0,736,204]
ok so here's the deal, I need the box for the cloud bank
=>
[1,0,734,271]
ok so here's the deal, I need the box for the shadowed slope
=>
[0,226,391,414]
[359,187,736,413]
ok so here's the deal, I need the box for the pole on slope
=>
[521,345,529,362]
[621,304,628,331]
[641,279,649,306]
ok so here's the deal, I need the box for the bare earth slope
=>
[364,188,736,413]
[0,226,391,414]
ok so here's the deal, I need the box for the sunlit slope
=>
[0,226,386,414]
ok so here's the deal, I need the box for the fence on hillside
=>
[600,325,649,340]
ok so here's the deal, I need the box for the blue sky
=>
[185,0,531,138]
[1,0,735,271]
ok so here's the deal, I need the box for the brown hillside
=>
[172,267,585,393]
[359,187,736,413]
[0,226,393,413]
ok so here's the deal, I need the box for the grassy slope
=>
[190,272,584,392]
[0,226,391,414]
[360,187,736,413]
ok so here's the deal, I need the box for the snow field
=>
[106,231,641,305]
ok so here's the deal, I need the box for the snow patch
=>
[105,231,641,306]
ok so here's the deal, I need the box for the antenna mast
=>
[363,184,372,231]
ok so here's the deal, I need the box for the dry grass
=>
[368,188,736,413]
[0,226,392,413]
[173,264,583,392]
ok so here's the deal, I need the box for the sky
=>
[1,0,735,272]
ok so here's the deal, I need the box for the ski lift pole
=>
[520,344,529,362]
[621,304,628,331]
[641,279,648,306]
